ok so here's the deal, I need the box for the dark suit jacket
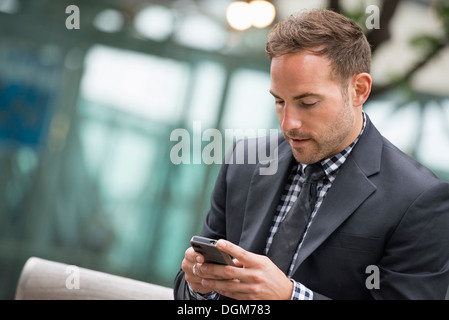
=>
[174,115,449,300]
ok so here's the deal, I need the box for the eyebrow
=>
[269,90,323,100]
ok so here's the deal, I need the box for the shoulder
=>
[358,114,446,190]
[380,135,446,189]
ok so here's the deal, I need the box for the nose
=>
[280,103,302,133]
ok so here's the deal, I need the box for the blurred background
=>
[0,0,448,299]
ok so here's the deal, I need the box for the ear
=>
[351,73,372,107]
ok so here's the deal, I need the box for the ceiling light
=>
[226,1,276,31]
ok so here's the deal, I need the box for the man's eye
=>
[301,101,318,107]
[275,100,285,106]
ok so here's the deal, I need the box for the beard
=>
[285,96,355,164]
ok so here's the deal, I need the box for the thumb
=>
[217,239,253,266]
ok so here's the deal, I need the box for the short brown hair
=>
[266,9,371,85]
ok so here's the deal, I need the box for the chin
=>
[291,149,322,165]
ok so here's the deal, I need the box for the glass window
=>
[81,45,189,124]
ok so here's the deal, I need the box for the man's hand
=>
[181,246,214,295]
[189,239,294,300]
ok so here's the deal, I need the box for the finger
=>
[185,247,204,264]
[202,278,255,300]
[197,263,238,280]
[201,278,240,293]
[182,248,204,280]
[233,259,244,268]
[216,240,252,265]
[181,259,199,278]
[187,265,214,295]
[182,249,216,295]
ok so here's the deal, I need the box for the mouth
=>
[288,137,311,147]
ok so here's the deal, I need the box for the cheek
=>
[315,99,343,122]
[306,104,342,137]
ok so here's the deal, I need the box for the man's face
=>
[270,51,360,164]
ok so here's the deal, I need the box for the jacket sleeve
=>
[173,144,234,300]
[373,181,449,299]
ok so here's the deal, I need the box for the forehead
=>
[270,52,337,94]
[270,51,332,78]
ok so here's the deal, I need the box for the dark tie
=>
[267,163,327,274]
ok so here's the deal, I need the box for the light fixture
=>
[249,0,276,28]
[226,0,276,31]
[226,1,252,31]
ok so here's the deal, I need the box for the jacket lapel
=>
[291,116,383,273]
[238,138,294,254]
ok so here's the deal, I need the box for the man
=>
[174,9,449,300]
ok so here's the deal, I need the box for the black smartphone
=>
[190,236,235,266]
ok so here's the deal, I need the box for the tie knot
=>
[304,163,326,183]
